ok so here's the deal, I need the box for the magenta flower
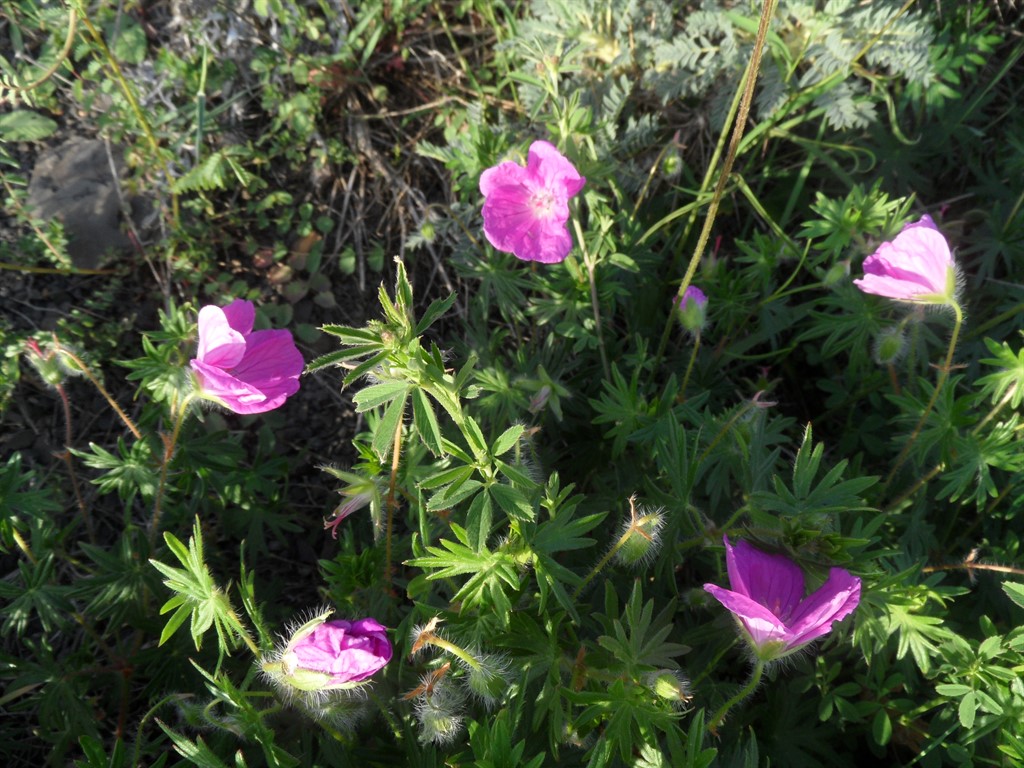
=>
[479,140,586,264]
[703,537,861,661]
[679,286,708,311]
[190,299,303,414]
[263,614,393,695]
[853,215,958,304]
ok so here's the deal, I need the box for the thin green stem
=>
[574,217,610,380]
[655,0,779,363]
[573,528,632,601]
[680,331,702,401]
[149,394,196,545]
[5,6,77,93]
[881,301,964,495]
[423,633,481,672]
[55,344,142,439]
[708,659,765,733]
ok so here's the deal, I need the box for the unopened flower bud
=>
[614,496,665,567]
[24,339,66,387]
[645,670,692,707]
[262,611,392,701]
[676,286,708,333]
[872,326,907,366]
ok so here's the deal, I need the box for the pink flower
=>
[679,286,708,311]
[703,537,861,661]
[853,215,958,304]
[190,299,303,414]
[263,614,393,695]
[479,140,586,264]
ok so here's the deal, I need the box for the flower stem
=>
[708,659,765,733]
[385,415,404,586]
[55,344,142,439]
[423,633,482,672]
[149,394,195,545]
[573,525,634,600]
[882,301,964,496]
[574,217,610,380]
[55,382,94,544]
[679,331,702,401]
[655,0,779,362]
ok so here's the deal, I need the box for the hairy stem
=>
[149,395,195,545]
[55,344,142,439]
[708,659,765,733]
[882,301,964,495]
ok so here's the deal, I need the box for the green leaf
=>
[0,110,58,141]
[371,392,408,460]
[958,690,976,729]
[353,379,410,412]
[412,387,444,456]
[491,424,525,457]
[490,483,534,522]
[1002,581,1024,611]
[414,292,456,336]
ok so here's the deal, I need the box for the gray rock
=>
[27,136,131,269]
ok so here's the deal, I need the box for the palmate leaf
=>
[750,424,877,522]
[406,523,520,623]
[977,336,1024,408]
[149,518,246,652]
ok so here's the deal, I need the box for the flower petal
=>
[221,299,256,335]
[785,568,861,648]
[527,140,586,199]
[480,160,529,197]
[195,306,246,368]
[231,329,304,399]
[704,584,790,647]
[724,537,804,622]
[190,358,271,412]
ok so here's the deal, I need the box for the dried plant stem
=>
[656,0,779,362]
[385,416,404,585]
[55,345,141,439]
[882,301,964,495]
[708,658,765,733]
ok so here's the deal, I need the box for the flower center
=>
[528,187,558,219]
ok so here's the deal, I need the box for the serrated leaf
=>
[353,380,410,412]
[371,393,407,460]
[412,387,443,456]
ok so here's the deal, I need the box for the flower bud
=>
[676,286,708,333]
[262,611,392,700]
[24,339,66,388]
[645,670,692,708]
[614,497,665,567]
[872,326,907,366]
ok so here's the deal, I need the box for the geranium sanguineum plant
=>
[190,299,303,414]
[703,537,861,730]
[479,140,585,264]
